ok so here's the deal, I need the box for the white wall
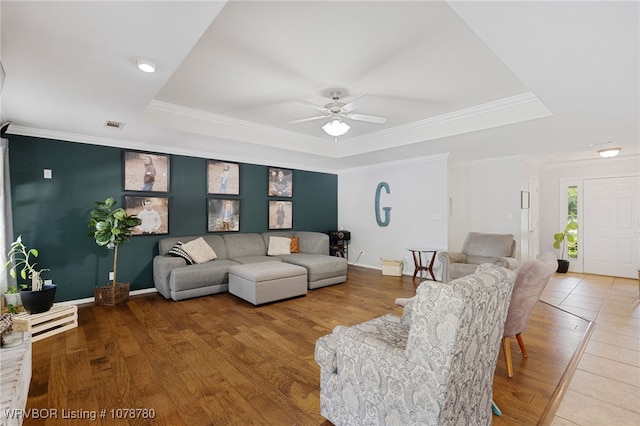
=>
[338,155,449,278]
[449,156,530,257]
[541,155,640,272]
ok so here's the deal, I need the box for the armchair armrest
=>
[438,251,466,264]
[438,251,467,283]
[493,257,518,270]
[315,333,338,374]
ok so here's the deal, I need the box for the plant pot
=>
[556,259,570,273]
[94,283,130,306]
[20,284,57,314]
[3,292,22,307]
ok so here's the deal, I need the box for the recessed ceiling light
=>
[136,59,156,73]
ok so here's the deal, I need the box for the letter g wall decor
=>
[375,182,391,227]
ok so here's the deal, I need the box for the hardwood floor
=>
[22,266,590,425]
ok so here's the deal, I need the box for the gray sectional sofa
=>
[153,231,348,301]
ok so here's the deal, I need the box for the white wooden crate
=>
[12,304,78,342]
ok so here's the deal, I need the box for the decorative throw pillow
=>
[268,236,291,256]
[168,241,194,265]
[181,237,217,264]
[290,237,300,253]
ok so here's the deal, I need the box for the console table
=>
[407,248,439,281]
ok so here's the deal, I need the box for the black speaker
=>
[329,230,350,242]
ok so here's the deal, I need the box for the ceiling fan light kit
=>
[597,147,621,158]
[289,90,388,138]
[322,119,351,137]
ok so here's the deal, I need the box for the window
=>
[567,186,578,259]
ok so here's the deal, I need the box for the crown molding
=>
[339,152,450,175]
[543,153,640,170]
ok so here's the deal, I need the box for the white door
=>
[584,176,639,278]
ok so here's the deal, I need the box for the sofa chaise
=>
[153,231,348,301]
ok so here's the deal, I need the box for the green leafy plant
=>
[88,197,141,287]
[4,235,49,291]
[4,285,26,294]
[6,304,18,315]
[553,219,578,260]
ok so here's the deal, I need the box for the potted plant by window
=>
[4,235,55,314]
[553,219,578,273]
[88,197,141,306]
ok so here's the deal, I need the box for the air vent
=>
[104,120,126,129]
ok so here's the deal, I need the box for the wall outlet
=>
[109,271,114,280]
[44,279,52,285]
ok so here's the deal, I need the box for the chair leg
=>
[516,333,528,358]
[503,336,513,378]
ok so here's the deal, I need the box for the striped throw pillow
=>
[168,241,194,265]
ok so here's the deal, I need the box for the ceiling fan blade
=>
[288,115,328,124]
[342,94,371,112]
[296,99,329,113]
[347,113,388,124]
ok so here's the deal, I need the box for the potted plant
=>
[553,219,578,273]
[88,197,141,306]
[3,284,25,310]
[4,235,55,314]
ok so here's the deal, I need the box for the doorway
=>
[583,176,639,278]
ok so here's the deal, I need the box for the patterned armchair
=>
[438,232,518,283]
[315,264,516,426]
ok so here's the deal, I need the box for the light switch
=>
[44,169,52,179]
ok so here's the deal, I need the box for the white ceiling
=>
[1,1,638,172]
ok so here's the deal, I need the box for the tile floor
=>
[540,273,640,425]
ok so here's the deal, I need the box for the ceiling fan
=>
[289,91,388,137]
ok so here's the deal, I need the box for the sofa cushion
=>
[170,260,239,292]
[279,253,347,282]
[295,231,329,255]
[223,233,267,258]
[182,238,217,264]
[268,236,291,256]
[168,241,194,265]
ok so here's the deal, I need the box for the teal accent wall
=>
[8,135,338,301]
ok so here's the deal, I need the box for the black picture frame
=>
[123,150,170,193]
[207,160,240,195]
[124,195,170,236]
[208,199,240,232]
[268,167,293,197]
[268,200,292,230]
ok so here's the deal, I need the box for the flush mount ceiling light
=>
[597,147,621,158]
[136,59,156,73]
[322,118,350,137]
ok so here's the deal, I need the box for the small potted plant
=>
[3,284,25,310]
[88,197,141,306]
[4,235,55,314]
[553,219,578,273]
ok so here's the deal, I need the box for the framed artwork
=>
[124,196,170,236]
[269,201,292,230]
[268,167,293,197]
[123,150,170,193]
[208,199,240,232]
[207,160,240,195]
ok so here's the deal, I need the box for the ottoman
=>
[228,262,308,305]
